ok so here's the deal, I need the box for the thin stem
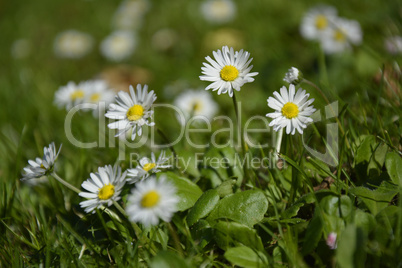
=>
[113,200,128,217]
[166,222,183,256]
[274,129,284,163]
[51,172,81,194]
[232,91,246,156]
[156,127,177,159]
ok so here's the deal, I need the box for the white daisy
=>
[112,0,150,30]
[200,46,258,97]
[105,84,157,140]
[81,80,116,117]
[54,30,93,59]
[200,0,237,24]
[127,151,171,184]
[300,5,338,40]
[283,67,302,85]
[100,31,137,62]
[126,175,179,226]
[54,81,87,111]
[320,18,362,54]
[79,165,127,214]
[384,36,402,55]
[266,84,316,135]
[174,89,218,125]
[21,142,61,180]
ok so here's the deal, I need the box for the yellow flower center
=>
[334,29,346,43]
[193,101,202,112]
[126,104,144,121]
[90,93,101,102]
[98,184,115,200]
[315,15,328,30]
[141,190,160,208]
[281,102,299,119]
[70,90,84,100]
[143,163,156,172]
[220,65,239,82]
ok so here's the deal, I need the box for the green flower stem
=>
[51,172,81,194]
[112,200,143,237]
[274,128,283,163]
[156,127,177,159]
[166,222,184,257]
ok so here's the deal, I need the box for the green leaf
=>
[224,246,268,268]
[349,185,397,215]
[321,195,352,219]
[150,250,189,268]
[212,220,264,251]
[336,224,366,268]
[215,179,235,197]
[385,152,402,186]
[367,142,388,176]
[177,150,200,177]
[187,189,220,226]
[354,135,376,166]
[301,212,323,255]
[163,172,202,211]
[207,190,268,227]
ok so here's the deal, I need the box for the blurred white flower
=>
[127,151,171,184]
[54,30,93,59]
[266,84,316,135]
[320,18,362,54]
[384,36,402,55]
[174,89,218,124]
[200,46,258,97]
[112,0,150,30]
[283,67,302,85]
[54,81,87,110]
[79,165,127,214]
[100,31,137,62]
[105,84,156,140]
[11,39,31,59]
[326,232,337,249]
[82,80,116,117]
[21,142,61,180]
[200,0,236,24]
[126,175,179,226]
[152,28,178,51]
[300,5,338,41]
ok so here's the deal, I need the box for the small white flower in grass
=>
[105,84,156,140]
[200,0,237,24]
[127,151,171,184]
[174,89,218,125]
[54,30,93,59]
[384,36,402,55]
[82,80,116,117]
[266,84,316,135]
[283,67,303,85]
[200,46,258,97]
[326,232,337,249]
[54,81,87,111]
[21,142,61,180]
[320,18,362,54]
[300,5,338,41]
[100,31,137,62]
[79,165,127,214]
[126,175,179,226]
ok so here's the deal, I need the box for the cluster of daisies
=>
[300,4,362,54]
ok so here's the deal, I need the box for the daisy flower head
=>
[81,80,116,116]
[300,5,338,40]
[54,30,94,59]
[100,31,137,62]
[283,67,303,85]
[54,81,87,111]
[127,151,171,184]
[320,18,362,54]
[266,84,316,135]
[200,46,258,97]
[174,89,218,125]
[79,165,127,214]
[21,142,61,180]
[200,0,237,24]
[126,175,179,226]
[105,84,156,140]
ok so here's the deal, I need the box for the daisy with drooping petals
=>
[126,175,179,226]
[266,84,316,135]
[21,142,62,180]
[283,67,303,85]
[79,165,127,214]
[174,89,218,124]
[320,18,362,54]
[200,46,258,97]
[300,5,338,41]
[127,151,171,184]
[105,84,157,140]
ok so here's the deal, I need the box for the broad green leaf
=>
[354,209,375,235]
[207,190,268,227]
[321,195,352,219]
[336,224,366,268]
[212,220,264,251]
[163,172,202,211]
[301,212,323,255]
[215,179,235,197]
[385,152,402,186]
[354,135,376,166]
[374,206,401,248]
[367,142,388,176]
[349,186,397,215]
[187,189,220,226]
[224,246,268,268]
[150,250,189,268]
[191,220,214,249]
